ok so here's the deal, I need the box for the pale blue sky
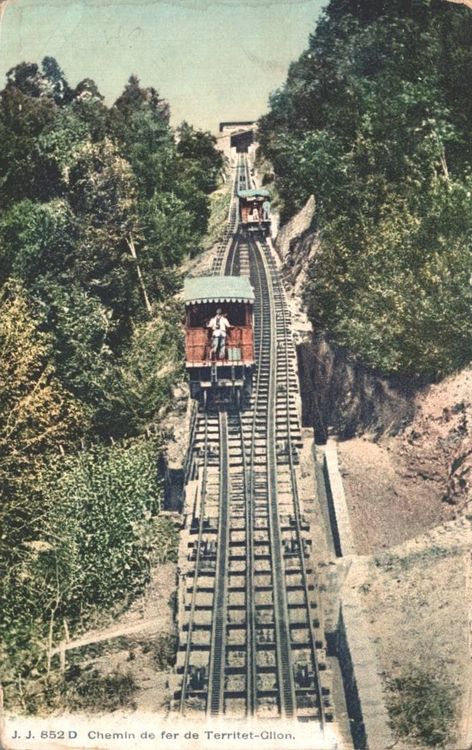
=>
[0,0,325,131]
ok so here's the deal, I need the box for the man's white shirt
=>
[208,315,230,336]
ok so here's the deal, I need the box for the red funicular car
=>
[184,275,254,408]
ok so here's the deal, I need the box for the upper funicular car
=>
[184,275,255,408]
[237,188,271,237]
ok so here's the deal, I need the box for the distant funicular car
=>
[184,275,255,408]
[238,188,271,236]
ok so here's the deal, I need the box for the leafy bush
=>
[152,517,179,565]
[386,668,458,747]
[63,669,137,713]
[16,667,137,714]
[0,438,168,707]
[38,440,162,615]
[202,186,232,252]
[100,301,184,437]
[153,634,178,670]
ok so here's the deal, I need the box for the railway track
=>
[175,156,332,726]
[210,154,244,275]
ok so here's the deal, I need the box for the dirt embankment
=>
[345,520,472,750]
[448,0,472,8]
[338,371,472,554]
[274,194,317,298]
[85,562,178,713]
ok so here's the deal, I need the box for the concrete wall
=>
[323,440,357,557]
[161,397,198,512]
[322,440,394,749]
[337,562,395,750]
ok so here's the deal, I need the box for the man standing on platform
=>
[208,307,231,360]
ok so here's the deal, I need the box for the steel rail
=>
[179,413,211,713]
[242,238,267,716]
[207,411,230,714]
[206,160,244,714]
[179,157,241,713]
[211,222,270,716]
[179,155,326,725]
[211,156,241,275]
[249,235,296,718]
[260,241,327,727]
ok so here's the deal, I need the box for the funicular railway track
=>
[176,156,332,726]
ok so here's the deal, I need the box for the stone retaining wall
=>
[322,441,394,750]
[323,440,357,558]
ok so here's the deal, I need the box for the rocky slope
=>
[338,369,472,553]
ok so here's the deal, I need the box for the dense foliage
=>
[0,58,223,709]
[259,0,472,377]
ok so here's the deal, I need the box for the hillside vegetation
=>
[259,0,472,378]
[0,59,222,711]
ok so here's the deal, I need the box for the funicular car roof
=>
[184,275,255,304]
[237,188,271,199]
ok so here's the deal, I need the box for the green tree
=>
[67,138,145,320]
[0,281,86,497]
[41,56,73,105]
[100,301,183,436]
[0,199,76,286]
[35,279,114,406]
[259,0,472,377]
[177,121,223,194]
[0,83,59,205]
[71,78,108,141]
[0,54,224,714]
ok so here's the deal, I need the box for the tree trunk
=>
[126,236,152,317]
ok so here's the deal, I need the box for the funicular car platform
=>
[184,276,255,407]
